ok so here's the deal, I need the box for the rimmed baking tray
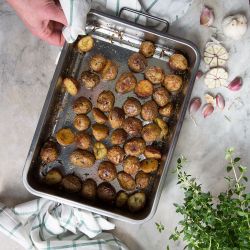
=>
[23,8,200,223]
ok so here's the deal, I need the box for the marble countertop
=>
[0,0,249,249]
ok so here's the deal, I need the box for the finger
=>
[42,29,65,46]
[52,21,64,32]
[45,4,67,26]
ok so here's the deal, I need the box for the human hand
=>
[7,0,67,46]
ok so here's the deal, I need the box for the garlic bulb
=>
[204,67,228,88]
[222,14,247,40]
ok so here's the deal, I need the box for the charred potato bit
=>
[139,41,155,58]
[128,192,146,212]
[77,35,94,52]
[98,161,117,181]
[101,60,118,81]
[81,71,100,89]
[44,169,62,185]
[111,129,127,145]
[153,87,171,107]
[97,90,115,112]
[116,191,129,208]
[134,80,153,99]
[107,146,125,165]
[122,117,142,137]
[140,158,158,173]
[62,175,82,193]
[144,66,165,84]
[154,118,168,139]
[144,145,162,159]
[142,123,161,143]
[92,108,108,124]
[81,179,97,200]
[135,171,150,189]
[117,171,136,191]
[73,114,90,131]
[141,100,158,121]
[163,74,183,93]
[56,128,75,146]
[70,149,95,168]
[89,54,107,72]
[75,132,91,150]
[73,97,92,114]
[40,141,58,163]
[93,142,107,160]
[122,97,141,117]
[123,156,140,175]
[115,72,137,94]
[169,53,188,71]
[97,182,116,204]
[128,52,147,73]
[92,123,109,141]
[108,107,125,129]
[63,77,79,96]
[124,138,146,157]
[159,103,174,117]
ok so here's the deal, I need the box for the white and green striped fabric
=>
[0,198,128,250]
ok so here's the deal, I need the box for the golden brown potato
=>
[140,158,158,173]
[124,138,146,157]
[93,142,107,160]
[154,118,168,139]
[89,54,107,72]
[144,66,165,84]
[163,74,183,93]
[115,72,137,94]
[139,41,155,58]
[75,132,91,150]
[62,175,82,193]
[141,100,158,121]
[63,77,79,96]
[134,80,153,99]
[135,171,150,189]
[159,103,174,117]
[153,87,171,107]
[97,90,115,112]
[70,149,95,168]
[117,171,136,191]
[44,169,62,185]
[141,123,161,143]
[92,108,108,124]
[73,114,90,131]
[128,52,147,73]
[107,146,125,165]
[77,35,94,52]
[122,97,141,117]
[144,145,162,159]
[123,156,140,175]
[81,71,100,89]
[98,161,117,181]
[169,53,188,71]
[40,141,58,163]
[116,191,129,208]
[97,182,116,203]
[56,128,75,146]
[128,192,146,212]
[111,129,127,145]
[101,60,118,81]
[92,123,109,141]
[81,179,97,200]
[73,97,92,114]
[122,117,142,137]
[108,107,125,129]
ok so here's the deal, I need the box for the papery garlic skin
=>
[200,6,214,27]
[222,14,248,40]
[202,103,214,118]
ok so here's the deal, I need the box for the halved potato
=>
[70,149,95,168]
[115,72,137,94]
[93,142,107,160]
[159,103,174,117]
[141,123,161,143]
[135,171,150,189]
[56,128,75,146]
[116,191,129,208]
[62,175,82,193]
[128,192,146,212]
[169,53,188,71]
[77,35,94,52]
[163,74,183,93]
[73,114,90,131]
[154,118,168,139]
[101,60,118,81]
[92,108,108,124]
[144,145,162,159]
[63,77,79,96]
[140,158,158,173]
[141,100,158,121]
[117,171,136,191]
[75,132,92,150]
[73,97,92,114]
[128,52,147,73]
[144,66,165,84]
[44,169,62,185]
[89,54,107,72]
[92,123,109,141]
[134,80,153,98]
[139,41,155,58]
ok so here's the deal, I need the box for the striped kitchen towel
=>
[0,198,128,250]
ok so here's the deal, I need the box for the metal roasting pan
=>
[23,8,200,224]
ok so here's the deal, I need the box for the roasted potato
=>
[124,138,146,157]
[92,123,109,141]
[128,52,147,73]
[128,192,146,212]
[134,80,153,99]
[159,102,174,117]
[135,171,150,189]
[116,191,129,208]
[144,66,165,84]
[89,54,107,72]
[117,171,136,191]
[144,145,162,159]
[81,178,97,200]
[101,60,118,81]
[81,71,100,89]
[154,118,168,139]
[97,90,115,112]
[56,128,75,146]
[92,108,108,124]
[62,175,82,193]
[70,149,95,168]
[141,100,158,121]
[163,74,183,93]
[107,146,125,165]
[97,182,116,204]
[122,97,141,117]
[115,72,137,94]
[122,117,142,137]
[111,128,127,145]
[123,156,140,175]
[93,142,107,160]
[73,96,92,114]
[63,77,79,96]
[73,114,90,131]
[169,53,188,71]
[77,35,94,52]
[140,158,158,173]
[44,169,62,185]
[40,141,58,163]
[98,161,117,181]
[153,87,171,107]
[108,107,125,129]
[141,123,161,143]
[139,41,155,58]
[75,132,91,150]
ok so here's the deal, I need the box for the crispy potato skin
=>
[70,149,95,168]
[92,123,109,141]
[136,171,150,189]
[108,107,125,129]
[97,90,115,112]
[62,175,82,193]
[107,146,125,165]
[123,156,140,175]
[73,97,92,114]
[44,169,62,185]
[92,108,108,124]
[141,100,158,121]
[144,66,165,84]
[159,103,174,117]
[124,138,146,157]
[122,97,141,117]
[77,35,94,52]
[128,53,147,73]
[93,142,107,160]
[89,54,107,72]
[56,128,75,146]
[134,80,153,98]
[98,161,117,181]
[97,182,116,203]
[116,191,129,208]
[81,179,97,200]
[142,123,161,143]
[153,87,171,107]
[81,71,100,89]
[155,118,169,139]
[144,145,162,159]
[63,77,79,96]
[169,53,188,71]
[40,141,58,163]
[117,171,136,191]
[163,74,183,93]
[139,41,155,58]
[111,128,127,145]
[128,192,146,212]
[73,114,90,131]
[115,72,137,94]
[122,117,142,137]
[140,158,159,173]
[75,132,91,150]
[101,60,118,81]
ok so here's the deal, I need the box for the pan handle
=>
[118,7,169,32]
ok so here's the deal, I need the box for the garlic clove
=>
[227,77,243,91]
[196,70,203,80]
[202,103,214,118]
[216,94,225,110]
[200,6,214,27]
[189,98,202,114]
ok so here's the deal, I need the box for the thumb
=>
[45,4,67,26]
